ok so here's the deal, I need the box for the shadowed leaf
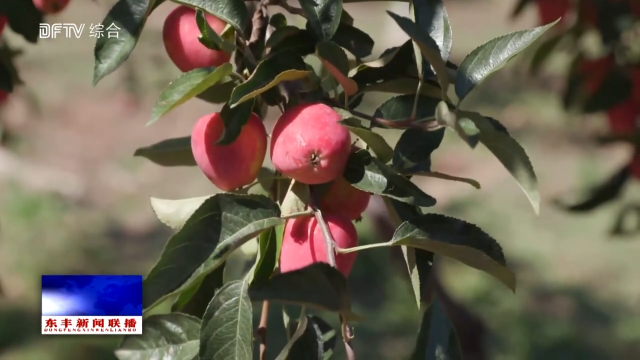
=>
[0,0,43,43]
[411,0,452,61]
[459,111,539,214]
[115,313,200,360]
[344,150,437,207]
[150,195,211,230]
[143,194,283,312]
[216,98,256,145]
[174,0,249,32]
[195,9,236,53]
[93,0,159,85]
[610,204,640,237]
[249,263,359,320]
[278,315,337,360]
[172,264,226,318]
[196,81,237,104]
[134,136,195,167]
[0,62,13,92]
[299,0,343,40]
[555,165,630,212]
[149,64,233,125]
[316,41,358,96]
[393,127,445,173]
[267,26,303,49]
[373,94,440,129]
[333,110,394,163]
[350,41,415,84]
[362,78,441,98]
[230,50,310,107]
[332,23,374,58]
[252,227,279,283]
[411,296,461,360]
[455,20,559,102]
[200,280,253,360]
[386,11,449,94]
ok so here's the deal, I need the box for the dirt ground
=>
[1,0,640,359]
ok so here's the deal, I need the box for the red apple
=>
[191,112,267,191]
[318,176,370,221]
[536,0,570,26]
[279,214,358,277]
[270,103,352,185]
[578,56,615,95]
[162,5,231,72]
[33,0,70,14]
[606,100,638,135]
[578,0,598,27]
[0,16,6,36]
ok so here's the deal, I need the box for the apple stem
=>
[257,300,269,360]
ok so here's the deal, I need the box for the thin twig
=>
[257,301,270,360]
[309,188,337,267]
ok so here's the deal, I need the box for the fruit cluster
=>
[0,0,71,105]
[163,5,370,277]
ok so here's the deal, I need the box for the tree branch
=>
[257,301,270,360]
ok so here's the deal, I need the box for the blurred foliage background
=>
[1,0,640,359]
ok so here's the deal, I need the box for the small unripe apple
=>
[318,177,370,221]
[279,214,358,277]
[191,112,267,191]
[33,0,70,14]
[606,101,638,135]
[270,103,352,185]
[162,5,231,72]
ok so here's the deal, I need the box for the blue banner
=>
[41,275,143,317]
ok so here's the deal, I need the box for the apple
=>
[536,0,570,26]
[318,176,370,221]
[162,5,231,72]
[0,16,6,36]
[191,112,267,191]
[606,101,638,135]
[279,213,358,277]
[33,0,70,14]
[270,102,352,185]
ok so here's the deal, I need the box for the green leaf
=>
[252,227,279,283]
[299,0,343,41]
[411,297,461,360]
[196,81,237,104]
[554,164,630,212]
[393,214,514,291]
[249,263,359,320]
[270,13,288,28]
[343,150,437,207]
[172,264,226,318]
[437,102,479,148]
[279,315,337,360]
[411,0,452,61]
[332,23,375,59]
[393,128,445,173]
[200,280,253,360]
[0,0,42,43]
[335,115,394,164]
[386,11,449,95]
[0,63,13,92]
[149,64,234,125]
[143,194,284,312]
[373,94,440,129]
[455,20,559,102]
[216,98,257,145]
[281,180,310,217]
[196,9,236,53]
[133,136,195,167]
[266,26,304,49]
[316,41,358,96]
[150,195,211,230]
[361,78,441,98]
[115,313,200,360]
[174,0,249,32]
[350,41,415,84]
[229,50,310,107]
[458,111,540,215]
[93,0,158,85]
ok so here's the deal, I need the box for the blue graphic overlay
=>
[41,275,143,317]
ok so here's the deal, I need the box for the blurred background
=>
[1,0,640,359]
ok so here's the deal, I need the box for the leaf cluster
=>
[0,0,557,358]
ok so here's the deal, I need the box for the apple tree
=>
[4,0,560,358]
[513,0,640,236]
